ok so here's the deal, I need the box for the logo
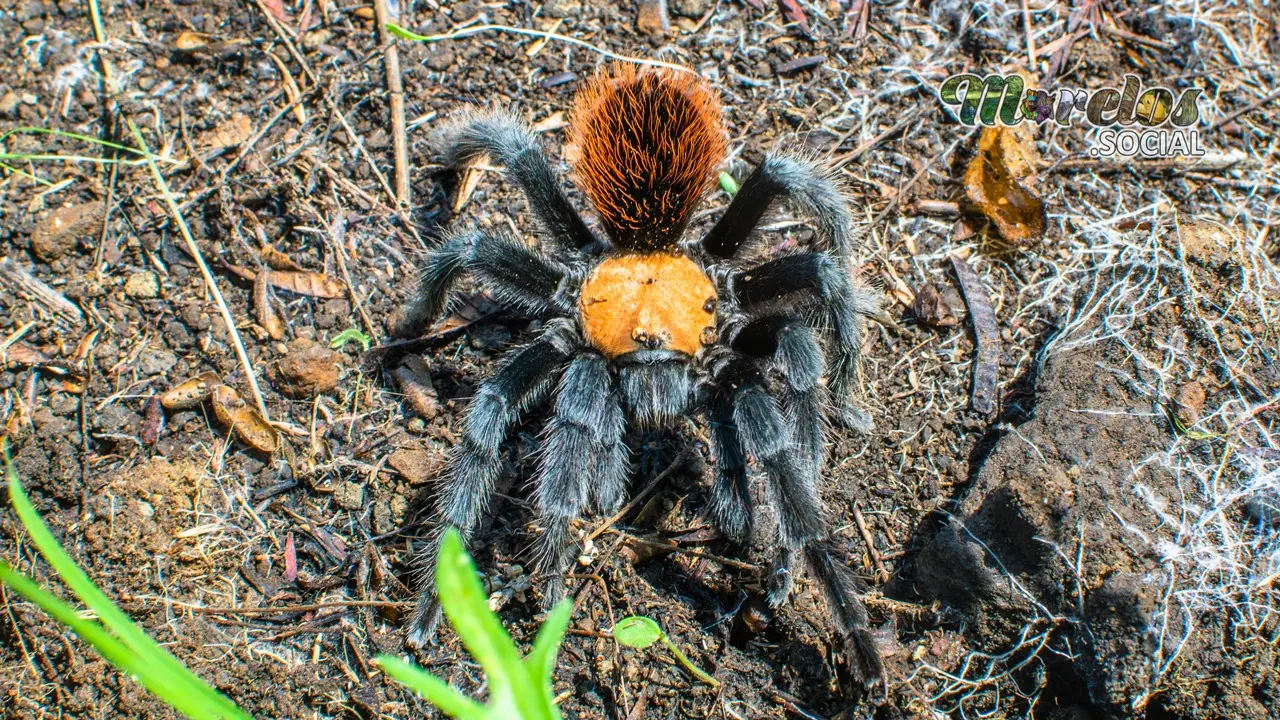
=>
[939,74,1204,158]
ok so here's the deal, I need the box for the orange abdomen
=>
[579,253,717,358]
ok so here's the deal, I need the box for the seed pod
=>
[160,372,220,409]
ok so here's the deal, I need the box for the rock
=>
[273,338,342,396]
[636,0,670,36]
[124,271,161,298]
[543,0,581,18]
[671,0,709,17]
[387,447,442,485]
[138,349,178,376]
[334,481,364,510]
[1174,380,1205,427]
[0,91,19,117]
[30,201,105,261]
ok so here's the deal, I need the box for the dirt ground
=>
[1,1,1277,719]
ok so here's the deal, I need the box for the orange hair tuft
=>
[567,64,727,251]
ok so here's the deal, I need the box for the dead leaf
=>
[224,264,346,299]
[259,243,304,271]
[911,282,959,328]
[963,126,1046,247]
[1,343,53,367]
[284,534,298,582]
[454,154,488,213]
[211,384,280,453]
[140,396,164,446]
[259,0,291,25]
[175,30,213,51]
[267,52,307,125]
[779,0,810,33]
[161,372,220,410]
[201,113,254,150]
[434,292,500,334]
[254,271,285,340]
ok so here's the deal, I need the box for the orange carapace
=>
[579,253,717,358]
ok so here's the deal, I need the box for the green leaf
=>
[0,564,229,720]
[330,328,372,352]
[613,616,662,649]
[434,529,531,704]
[375,655,486,720]
[527,600,571,711]
[3,442,249,719]
[386,22,435,42]
[718,172,739,197]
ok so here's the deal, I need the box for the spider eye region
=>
[579,253,717,359]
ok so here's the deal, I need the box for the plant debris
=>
[948,254,999,416]
[963,126,1046,247]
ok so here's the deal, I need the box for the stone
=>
[30,201,105,261]
[387,447,441,485]
[124,271,161,298]
[334,481,364,510]
[273,338,342,396]
[138,349,178,376]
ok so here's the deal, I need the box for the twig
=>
[584,448,689,545]
[872,130,974,226]
[1021,0,1036,67]
[829,109,918,170]
[126,119,271,422]
[1208,86,1280,131]
[324,209,377,339]
[0,259,84,326]
[373,0,410,209]
[252,0,399,208]
[853,505,888,582]
[387,22,695,74]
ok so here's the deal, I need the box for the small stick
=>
[829,109,918,170]
[126,119,271,422]
[387,22,695,74]
[324,210,377,338]
[1208,86,1280,131]
[584,449,689,545]
[373,0,410,209]
[1021,0,1036,66]
[949,254,1000,417]
[853,505,888,582]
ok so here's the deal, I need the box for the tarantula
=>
[400,64,883,687]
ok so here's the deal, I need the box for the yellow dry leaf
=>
[211,384,280,453]
[963,126,1046,247]
[202,113,254,150]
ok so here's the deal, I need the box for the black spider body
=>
[399,65,883,689]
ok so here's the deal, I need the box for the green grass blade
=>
[385,22,436,42]
[0,564,224,720]
[375,655,486,720]
[3,444,249,719]
[525,600,571,717]
[0,126,161,160]
[435,529,529,701]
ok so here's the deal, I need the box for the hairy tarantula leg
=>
[444,113,598,253]
[395,228,571,337]
[731,371,883,690]
[534,353,630,606]
[702,152,858,261]
[730,316,826,471]
[706,394,753,543]
[406,332,573,647]
[732,252,879,431]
